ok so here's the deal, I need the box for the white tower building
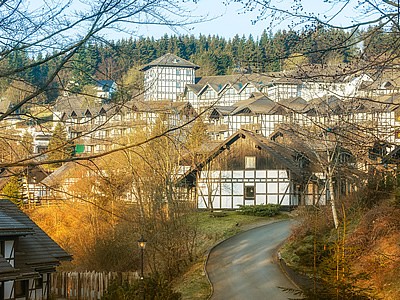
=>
[140,53,200,101]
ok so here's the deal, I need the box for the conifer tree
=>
[1,176,23,207]
[47,123,73,168]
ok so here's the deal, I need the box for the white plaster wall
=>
[197,169,297,209]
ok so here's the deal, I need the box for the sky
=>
[133,0,361,39]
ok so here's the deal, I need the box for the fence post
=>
[78,272,81,300]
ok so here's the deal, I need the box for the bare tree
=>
[0,0,204,168]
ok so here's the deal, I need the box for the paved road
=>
[206,220,298,300]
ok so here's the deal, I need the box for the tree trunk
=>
[328,170,339,229]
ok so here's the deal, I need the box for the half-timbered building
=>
[140,53,200,101]
[53,94,197,154]
[179,129,325,209]
[0,200,71,300]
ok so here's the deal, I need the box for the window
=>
[244,186,255,199]
[395,109,400,122]
[245,156,256,169]
[14,280,27,298]
[35,277,43,289]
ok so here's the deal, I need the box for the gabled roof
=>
[305,95,344,115]
[209,106,236,118]
[277,97,308,112]
[26,165,49,184]
[55,94,123,119]
[140,53,200,71]
[40,162,79,187]
[0,209,34,236]
[360,68,400,91]
[132,100,196,115]
[0,200,72,280]
[269,124,362,178]
[178,129,308,183]
[185,84,204,95]
[0,256,20,281]
[208,83,223,93]
[231,93,275,115]
[96,80,116,92]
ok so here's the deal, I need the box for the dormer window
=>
[245,156,256,169]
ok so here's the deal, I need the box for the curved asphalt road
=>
[206,220,298,300]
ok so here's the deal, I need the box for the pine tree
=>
[47,123,73,168]
[1,176,23,207]
[71,44,99,91]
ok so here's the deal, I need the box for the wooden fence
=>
[51,271,138,300]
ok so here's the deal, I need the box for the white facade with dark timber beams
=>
[178,130,319,210]
[140,53,200,101]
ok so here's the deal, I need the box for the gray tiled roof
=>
[232,94,275,114]
[0,200,72,275]
[140,53,200,71]
[209,106,236,117]
[54,94,122,120]
[0,256,20,281]
[133,100,193,113]
[277,97,308,112]
[0,208,33,236]
[185,84,204,94]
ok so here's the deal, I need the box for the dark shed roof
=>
[0,200,72,277]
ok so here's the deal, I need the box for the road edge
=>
[204,218,291,300]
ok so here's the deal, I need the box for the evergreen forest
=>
[3,24,396,104]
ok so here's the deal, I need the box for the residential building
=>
[177,129,353,209]
[0,200,72,300]
[140,53,200,101]
[52,94,197,154]
[94,80,117,100]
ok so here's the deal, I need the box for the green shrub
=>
[237,204,281,217]
[102,274,182,300]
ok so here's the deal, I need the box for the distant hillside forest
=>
[2,24,395,103]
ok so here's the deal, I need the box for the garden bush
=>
[237,204,281,217]
[102,274,182,300]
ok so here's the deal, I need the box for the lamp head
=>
[137,235,147,249]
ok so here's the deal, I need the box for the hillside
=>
[281,188,400,299]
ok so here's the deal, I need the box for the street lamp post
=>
[137,235,147,300]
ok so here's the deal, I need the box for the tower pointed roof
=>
[140,53,200,71]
